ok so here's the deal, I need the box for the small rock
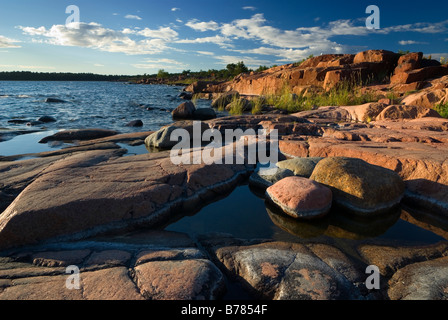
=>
[192,108,217,120]
[266,176,333,219]
[276,157,323,177]
[38,116,57,123]
[45,98,66,103]
[125,120,143,127]
[249,167,294,189]
[144,121,209,149]
[26,121,43,127]
[179,92,193,100]
[8,119,30,124]
[172,101,196,119]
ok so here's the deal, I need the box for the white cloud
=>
[132,58,188,70]
[138,27,178,40]
[176,19,183,23]
[398,40,428,45]
[94,63,104,67]
[125,15,142,20]
[384,20,448,33]
[197,51,215,56]
[142,58,185,65]
[185,19,220,32]
[0,64,55,70]
[0,35,21,48]
[19,23,173,55]
[242,6,256,11]
[171,8,180,12]
[176,35,231,47]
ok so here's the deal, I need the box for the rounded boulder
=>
[310,157,405,215]
[266,176,332,219]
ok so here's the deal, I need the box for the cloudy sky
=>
[0,0,447,75]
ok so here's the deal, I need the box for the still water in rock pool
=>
[164,183,446,246]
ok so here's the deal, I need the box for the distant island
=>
[0,61,265,85]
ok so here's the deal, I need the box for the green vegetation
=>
[251,98,264,115]
[157,69,170,79]
[0,61,264,83]
[228,95,246,115]
[386,90,400,104]
[441,57,448,65]
[228,79,380,115]
[434,102,448,118]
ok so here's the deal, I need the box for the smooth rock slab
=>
[310,157,405,215]
[388,256,448,300]
[134,259,225,300]
[39,129,119,143]
[82,267,144,300]
[213,241,365,300]
[0,148,250,250]
[266,176,332,219]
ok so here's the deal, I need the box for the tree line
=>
[0,62,273,82]
[0,71,128,81]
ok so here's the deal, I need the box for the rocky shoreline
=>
[1,50,448,300]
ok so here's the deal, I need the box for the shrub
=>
[435,102,448,118]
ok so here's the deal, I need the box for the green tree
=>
[226,61,249,78]
[157,69,170,79]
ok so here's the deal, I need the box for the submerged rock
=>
[310,157,405,215]
[38,116,57,123]
[7,119,30,124]
[26,121,43,127]
[125,120,143,127]
[266,176,332,219]
[45,98,67,103]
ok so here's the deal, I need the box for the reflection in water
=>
[266,199,445,244]
[266,204,329,239]
[400,208,448,241]
[164,182,445,245]
[266,203,402,241]
[324,206,402,240]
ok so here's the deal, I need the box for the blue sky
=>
[0,0,447,75]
